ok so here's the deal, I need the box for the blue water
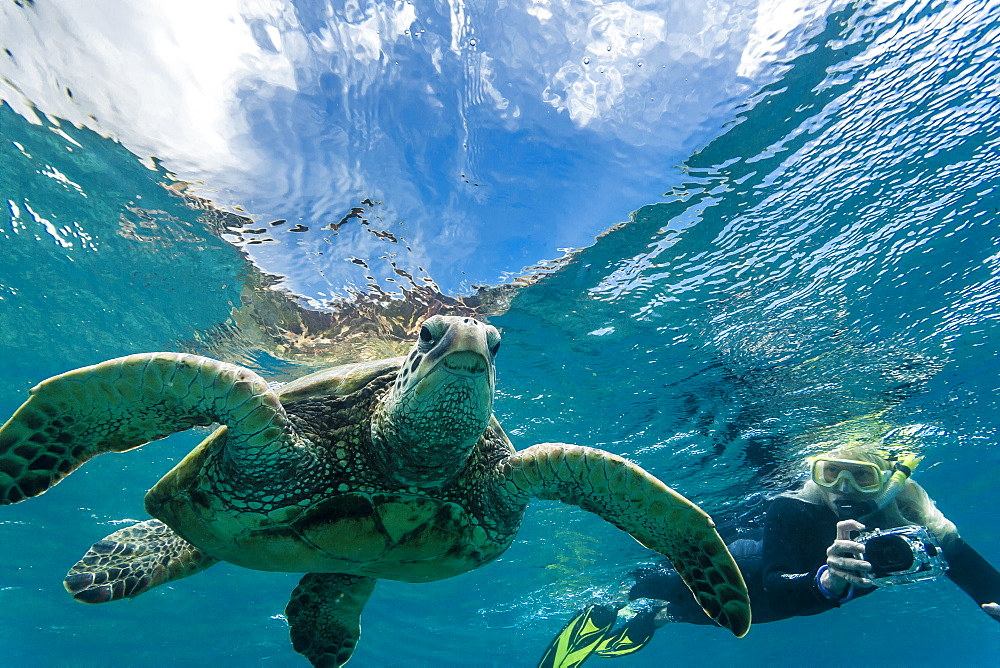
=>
[2,0,1000,666]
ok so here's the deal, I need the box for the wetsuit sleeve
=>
[903,483,1000,622]
[761,497,871,619]
[942,536,1000,624]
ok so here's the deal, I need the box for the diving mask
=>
[811,457,887,494]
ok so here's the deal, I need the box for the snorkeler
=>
[539,446,1000,667]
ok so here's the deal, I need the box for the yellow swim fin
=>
[538,605,618,668]
[593,609,657,658]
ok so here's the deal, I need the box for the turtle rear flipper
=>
[64,519,219,603]
[285,573,377,668]
[500,443,752,639]
[0,352,302,505]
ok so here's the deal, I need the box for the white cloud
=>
[525,0,840,140]
[737,0,848,79]
[0,0,835,188]
[0,0,295,185]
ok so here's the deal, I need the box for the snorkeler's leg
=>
[591,563,725,658]
[592,603,660,658]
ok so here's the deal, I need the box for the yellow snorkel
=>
[872,450,923,509]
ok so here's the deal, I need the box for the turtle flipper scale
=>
[501,443,751,638]
[64,519,219,603]
[0,352,300,505]
[286,573,377,667]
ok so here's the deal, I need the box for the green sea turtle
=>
[0,315,750,665]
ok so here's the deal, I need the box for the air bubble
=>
[583,57,591,65]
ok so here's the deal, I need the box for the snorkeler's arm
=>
[902,482,1000,623]
[939,536,1000,625]
[761,497,874,618]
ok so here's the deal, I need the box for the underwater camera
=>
[854,525,949,586]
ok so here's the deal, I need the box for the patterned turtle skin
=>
[0,315,750,666]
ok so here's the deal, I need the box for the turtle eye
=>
[419,325,434,343]
[486,326,501,358]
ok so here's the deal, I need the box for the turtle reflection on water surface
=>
[0,315,750,666]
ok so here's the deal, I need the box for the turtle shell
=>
[276,356,405,403]
[145,357,407,524]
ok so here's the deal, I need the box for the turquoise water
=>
[3,1,1000,666]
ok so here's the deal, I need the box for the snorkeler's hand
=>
[982,602,1000,621]
[822,520,873,594]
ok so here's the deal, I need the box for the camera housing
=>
[854,525,948,586]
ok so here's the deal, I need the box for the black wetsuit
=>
[629,495,1000,626]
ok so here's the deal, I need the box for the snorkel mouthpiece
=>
[834,498,878,520]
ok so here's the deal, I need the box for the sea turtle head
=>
[372,314,501,486]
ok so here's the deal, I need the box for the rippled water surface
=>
[2,1,999,666]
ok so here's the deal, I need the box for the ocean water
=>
[2,1,1000,666]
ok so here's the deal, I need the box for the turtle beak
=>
[441,350,488,377]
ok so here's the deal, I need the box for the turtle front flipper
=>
[285,573,377,668]
[64,519,219,603]
[500,443,751,638]
[0,353,302,505]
